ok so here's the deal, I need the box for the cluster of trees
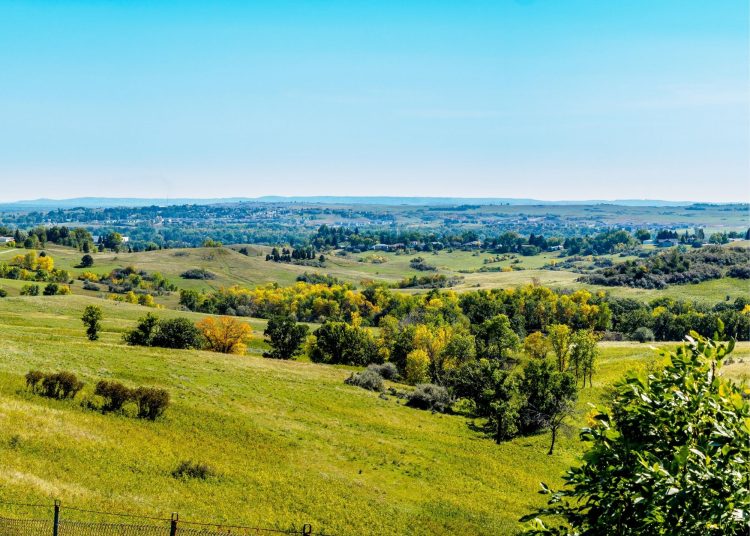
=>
[97,266,176,295]
[122,313,252,354]
[522,334,749,535]
[265,246,323,264]
[0,225,95,251]
[582,246,750,289]
[0,251,71,283]
[396,274,462,289]
[562,229,639,255]
[609,296,749,342]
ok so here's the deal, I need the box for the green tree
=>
[81,305,103,341]
[310,321,379,366]
[452,359,523,443]
[123,313,159,346]
[80,254,94,267]
[263,314,309,359]
[519,359,577,454]
[474,314,520,360]
[522,334,750,534]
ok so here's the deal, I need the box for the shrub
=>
[172,460,215,480]
[123,313,159,346]
[20,284,39,296]
[407,383,451,413]
[344,369,384,392]
[630,326,655,343]
[43,283,59,295]
[95,380,133,411]
[40,372,84,400]
[132,387,170,420]
[181,268,216,280]
[0,289,6,298]
[367,362,400,381]
[25,370,45,392]
[80,254,94,267]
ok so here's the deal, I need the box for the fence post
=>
[170,512,178,536]
[302,524,312,535]
[52,500,60,536]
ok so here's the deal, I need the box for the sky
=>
[0,0,748,202]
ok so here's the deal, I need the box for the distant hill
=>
[0,196,704,209]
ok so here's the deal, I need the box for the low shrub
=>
[132,386,170,420]
[172,460,215,480]
[630,326,655,343]
[344,369,384,392]
[406,383,451,413]
[20,284,39,296]
[95,380,133,411]
[367,362,400,381]
[34,371,84,400]
[180,268,216,280]
[25,370,45,392]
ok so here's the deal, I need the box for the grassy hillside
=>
[3,245,745,307]
[2,295,746,533]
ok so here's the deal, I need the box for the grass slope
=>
[0,295,747,534]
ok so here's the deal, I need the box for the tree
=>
[569,330,598,386]
[519,359,577,455]
[474,314,520,360]
[151,318,203,349]
[81,305,103,341]
[123,313,159,346]
[452,359,522,443]
[80,254,94,267]
[524,331,551,360]
[547,324,572,372]
[103,232,123,250]
[405,349,430,384]
[197,317,252,354]
[522,335,750,535]
[263,314,309,359]
[634,229,651,243]
[310,321,379,365]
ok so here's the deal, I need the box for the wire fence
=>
[0,500,323,536]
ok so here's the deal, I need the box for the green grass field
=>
[0,295,748,534]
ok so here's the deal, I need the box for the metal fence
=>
[0,501,321,536]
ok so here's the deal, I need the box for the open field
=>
[1,295,746,533]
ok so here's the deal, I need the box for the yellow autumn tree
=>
[197,316,252,354]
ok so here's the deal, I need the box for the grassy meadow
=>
[1,295,747,533]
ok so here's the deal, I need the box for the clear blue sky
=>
[0,0,747,202]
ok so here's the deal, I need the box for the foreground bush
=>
[522,334,750,535]
[406,384,451,413]
[344,369,384,392]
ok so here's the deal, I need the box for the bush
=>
[38,372,84,400]
[80,254,94,267]
[20,284,40,296]
[25,370,45,392]
[132,387,170,420]
[180,268,216,280]
[406,383,451,413]
[367,362,400,381]
[0,289,6,298]
[172,460,215,480]
[344,369,384,392]
[95,380,133,411]
[630,326,655,343]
